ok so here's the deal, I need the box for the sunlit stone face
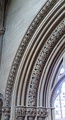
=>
[60,67,65,74]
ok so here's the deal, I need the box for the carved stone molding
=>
[2,106,11,120]
[15,106,51,118]
[28,19,65,106]
[5,0,59,106]
[37,108,48,117]
[26,107,36,117]
[15,106,26,119]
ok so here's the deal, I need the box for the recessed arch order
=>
[4,0,65,118]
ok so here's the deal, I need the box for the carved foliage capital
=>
[2,106,11,117]
[37,108,48,117]
[15,106,49,118]
[15,107,26,119]
[26,107,36,117]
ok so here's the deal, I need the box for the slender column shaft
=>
[51,108,55,120]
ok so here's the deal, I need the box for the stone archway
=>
[3,0,65,120]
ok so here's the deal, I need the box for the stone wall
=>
[0,0,46,96]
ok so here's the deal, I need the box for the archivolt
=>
[5,0,65,109]
[50,75,65,107]
[27,21,65,107]
[39,37,65,107]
